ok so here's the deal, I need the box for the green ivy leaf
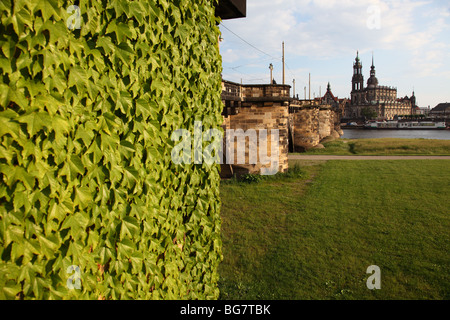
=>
[2,283,22,299]
[117,238,135,257]
[68,66,88,92]
[51,116,70,139]
[120,140,135,152]
[16,167,36,189]
[129,251,143,273]
[12,7,33,34]
[120,216,140,240]
[106,20,135,42]
[48,202,66,223]
[69,155,85,175]
[117,91,132,114]
[123,167,138,188]
[74,186,92,209]
[0,114,20,139]
[17,112,51,137]
[0,0,11,14]
[18,263,36,284]
[34,0,60,22]
[1,37,15,60]
[108,0,129,17]
[75,127,95,147]
[114,42,133,64]
[96,37,115,55]
[129,1,145,25]
[38,234,60,258]
[13,191,26,211]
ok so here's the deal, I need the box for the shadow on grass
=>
[222,164,307,185]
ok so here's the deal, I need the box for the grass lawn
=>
[218,160,450,299]
[299,138,450,156]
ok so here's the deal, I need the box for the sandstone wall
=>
[289,104,344,151]
[291,106,320,152]
[221,84,290,177]
[318,107,333,141]
[331,108,344,138]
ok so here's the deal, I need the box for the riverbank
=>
[219,160,450,299]
[297,138,450,156]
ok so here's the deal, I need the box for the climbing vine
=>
[0,0,223,299]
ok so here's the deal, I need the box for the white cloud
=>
[221,48,240,64]
[221,0,448,57]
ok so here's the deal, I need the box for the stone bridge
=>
[221,80,345,177]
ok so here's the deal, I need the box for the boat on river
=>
[364,120,446,130]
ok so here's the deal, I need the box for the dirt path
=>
[289,155,450,160]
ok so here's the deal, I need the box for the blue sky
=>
[219,0,450,108]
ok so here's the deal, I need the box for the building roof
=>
[432,103,450,112]
[322,83,338,102]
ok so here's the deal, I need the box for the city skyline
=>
[219,0,450,109]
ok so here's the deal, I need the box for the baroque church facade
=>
[345,52,416,120]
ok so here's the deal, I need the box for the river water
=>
[342,129,450,140]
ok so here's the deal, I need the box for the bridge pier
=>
[221,80,344,177]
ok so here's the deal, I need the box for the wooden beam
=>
[215,0,246,20]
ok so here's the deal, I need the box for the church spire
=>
[370,52,376,77]
[367,52,378,88]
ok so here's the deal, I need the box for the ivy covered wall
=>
[0,0,223,299]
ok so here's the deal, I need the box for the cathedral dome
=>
[367,74,378,88]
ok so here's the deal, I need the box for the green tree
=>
[361,107,378,120]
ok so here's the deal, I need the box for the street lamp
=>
[269,63,273,85]
[293,79,296,98]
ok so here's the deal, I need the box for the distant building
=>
[415,106,430,116]
[320,82,346,118]
[345,52,416,120]
[321,82,338,106]
[429,103,450,119]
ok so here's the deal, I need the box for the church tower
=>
[366,54,379,103]
[351,51,364,104]
[410,91,416,114]
[367,54,378,88]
